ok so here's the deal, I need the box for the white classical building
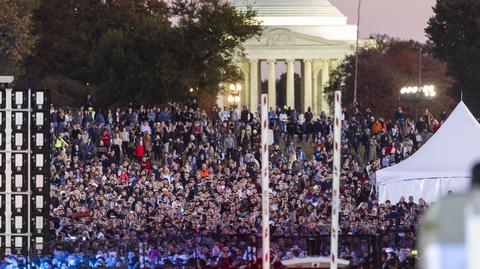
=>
[218,0,359,115]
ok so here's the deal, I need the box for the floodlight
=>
[15,216,23,230]
[35,154,43,167]
[35,91,45,106]
[35,133,44,147]
[14,236,23,248]
[14,154,23,168]
[15,112,23,127]
[0,88,50,255]
[35,216,43,230]
[35,196,44,209]
[15,175,23,189]
[14,195,23,209]
[14,91,23,106]
[35,112,44,126]
[14,133,23,148]
[35,175,44,188]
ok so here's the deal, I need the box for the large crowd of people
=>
[4,97,445,268]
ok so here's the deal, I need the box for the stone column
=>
[321,60,330,114]
[217,93,224,109]
[250,59,259,113]
[286,59,295,109]
[303,59,313,113]
[243,70,249,110]
[268,59,276,109]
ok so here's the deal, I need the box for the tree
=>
[325,36,455,119]
[24,0,261,106]
[426,0,480,115]
[0,0,37,76]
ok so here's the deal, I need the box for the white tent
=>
[376,102,480,203]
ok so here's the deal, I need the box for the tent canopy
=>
[376,102,480,203]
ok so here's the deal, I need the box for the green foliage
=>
[23,0,261,106]
[426,0,480,115]
[324,36,454,118]
[0,0,37,76]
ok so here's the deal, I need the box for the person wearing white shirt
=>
[220,107,230,122]
[279,111,287,132]
[140,121,151,134]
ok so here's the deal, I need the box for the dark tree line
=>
[12,0,261,107]
[324,36,455,118]
[426,0,480,116]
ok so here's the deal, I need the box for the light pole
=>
[353,0,362,105]
[400,85,436,120]
[227,83,241,108]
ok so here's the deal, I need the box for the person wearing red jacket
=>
[139,156,152,176]
[102,129,111,147]
[118,170,129,184]
[384,141,397,155]
[135,140,145,161]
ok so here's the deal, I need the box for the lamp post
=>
[227,83,241,108]
[400,85,436,120]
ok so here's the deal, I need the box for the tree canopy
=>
[325,36,454,118]
[426,0,480,115]
[0,0,37,75]
[22,0,261,106]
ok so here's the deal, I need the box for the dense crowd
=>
[4,97,445,268]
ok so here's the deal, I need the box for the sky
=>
[330,0,436,42]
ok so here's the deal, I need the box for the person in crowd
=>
[42,100,443,268]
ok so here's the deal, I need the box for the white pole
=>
[353,0,361,105]
[261,94,270,269]
[4,88,13,254]
[330,91,342,269]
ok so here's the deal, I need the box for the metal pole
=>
[27,89,32,261]
[261,94,270,269]
[353,0,362,105]
[419,46,422,89]
[4,88,13,254]
[330,91,342,269]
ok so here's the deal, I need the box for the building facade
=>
[218,0,359,115]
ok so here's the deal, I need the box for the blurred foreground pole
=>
[261,94,270,269]
[330,91,342,269]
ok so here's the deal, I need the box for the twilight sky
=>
[330,0,436,42]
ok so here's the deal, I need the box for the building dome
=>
[235,0,355,40]
[235,0,347,26]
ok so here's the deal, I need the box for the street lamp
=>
[400,84,436,120]
[227,83,241,107]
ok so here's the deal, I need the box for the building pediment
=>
[245,28,350,48]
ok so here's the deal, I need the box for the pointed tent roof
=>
[377,102,480,184]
